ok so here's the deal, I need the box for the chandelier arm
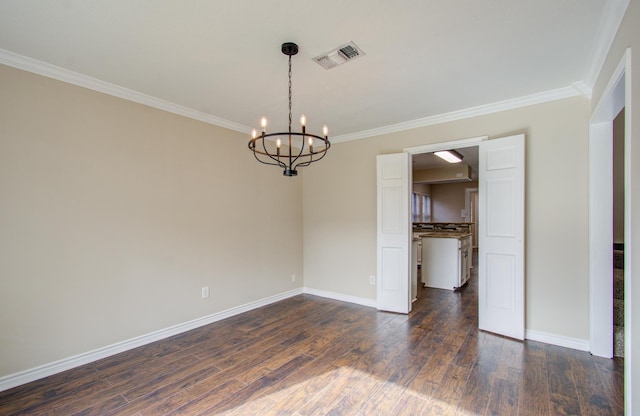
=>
[294,155,313,169]
[261,133,287,168]
[257,132,329,170]
[249,137,287,168]
[294,151,323,169]
[251,146,287,169]
[288,135,308,167]
[294,142,331,169]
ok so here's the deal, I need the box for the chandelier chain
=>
[288,55,292,132]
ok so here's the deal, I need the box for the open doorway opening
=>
[411,146,479,300]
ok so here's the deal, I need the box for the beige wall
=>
[303,96,591,340]
[430,181,478,223]
[412,183,431,195]
[591,0,640,409]
[0,65,303,377]
[413,164,471,183]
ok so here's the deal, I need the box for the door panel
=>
[486,178,516,237]
[479,134,525,340]
[377,153,411,313]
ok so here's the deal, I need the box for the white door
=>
[376,153,411,313]
[478,134,525,340]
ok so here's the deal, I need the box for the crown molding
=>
[0,48,251,134]
[571,81,593,99]
[331,85,585,143]
[1,47,594,145]
[583,0,630,88]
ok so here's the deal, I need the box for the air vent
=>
[313,42,365,70]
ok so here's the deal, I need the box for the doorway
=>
[378,135,525,338]
[464,187,479,248]
[588,48,631,410]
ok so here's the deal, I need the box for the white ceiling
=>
[0,1,621,141]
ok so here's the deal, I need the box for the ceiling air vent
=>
[313,42,365,70]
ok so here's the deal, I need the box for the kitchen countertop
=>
[415,232,472,239]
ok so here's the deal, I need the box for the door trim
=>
[589,49,627,356]
[588,47,632,412]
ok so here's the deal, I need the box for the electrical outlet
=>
[201,286,209,299]
[292,274,296,282]
[369,275,375,285]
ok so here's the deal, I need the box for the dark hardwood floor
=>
[0,264,624,415]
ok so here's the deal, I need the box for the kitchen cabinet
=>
[421,233,472,290]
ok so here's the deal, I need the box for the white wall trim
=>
[591,50,628,123]
[588,120,615,359]
[525,330,590,352]
[303,287,377,308]
[1,48,590,146]
[0,48,251,134]
[583,0,630,88]
[589,50,630,345]
[464,187,478,223]
[0,288,303,392]
[332,86,585,143]
[588,47,633,413]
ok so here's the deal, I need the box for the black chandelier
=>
[248,42,330,177]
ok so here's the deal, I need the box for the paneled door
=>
[376,153,411,313]
[478,134,525,340]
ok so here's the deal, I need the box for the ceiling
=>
[0,1,618,141]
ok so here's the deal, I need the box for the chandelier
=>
[248,42,330,176]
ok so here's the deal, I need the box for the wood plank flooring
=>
[0,265,624,415]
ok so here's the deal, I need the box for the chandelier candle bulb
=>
[308,137,314,153]
[323,125,329,137]
[260,116,267,131]
[251,129,257,139]
[300,114,306,127]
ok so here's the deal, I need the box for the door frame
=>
[464,187,479,247]
[588,48,632,409]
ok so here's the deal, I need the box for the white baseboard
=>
[525,329,590,352]
[303,287,377,308]
[0,288,303,392]
[1,289,592,392]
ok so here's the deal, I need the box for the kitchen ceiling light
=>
[248,42,330,177]
[434,149,464,163]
